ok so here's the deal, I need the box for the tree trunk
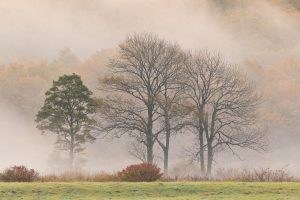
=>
[69,124,75,167]
[156,133,169,176]
[199,135,205,176]
[146,140,153,163]
[163,148,169,175]
[164,130,170,176]
[146,99,154,164]
[163,113,171,176]
[206,142,213,177]
[69,139,74,167]
[206,110,215,177]
[198,106,206,176]
[198,126,205,176]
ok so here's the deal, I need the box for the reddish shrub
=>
[118,163,163,182]
[1,165,39,182]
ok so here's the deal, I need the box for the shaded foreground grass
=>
[0,182,299,200]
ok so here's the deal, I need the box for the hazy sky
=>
[1,0,299,65]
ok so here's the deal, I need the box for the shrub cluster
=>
[0,163,162,182]
[117,163,163,182]
[0,165,39,182]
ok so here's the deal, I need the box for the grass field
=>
[0,182,299,200]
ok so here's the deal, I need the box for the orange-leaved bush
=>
[1,165,39,182]
[118,163,163,182]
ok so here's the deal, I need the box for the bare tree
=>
[182,50,223,176]
[183,50,266,177]
[155,65,187,175]
[203,67,266,176]
[97,33,183,164]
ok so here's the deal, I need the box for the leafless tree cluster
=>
[183,51,266,176]
[96,33,266,176]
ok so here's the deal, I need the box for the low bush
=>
[118,163,163,182]
[1,165,39,182]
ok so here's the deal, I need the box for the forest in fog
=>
[1,0,300,176]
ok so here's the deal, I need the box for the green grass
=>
[0,182,299,200]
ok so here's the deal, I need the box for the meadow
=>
[0,182,299,200]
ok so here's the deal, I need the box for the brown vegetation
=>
[36,167,298,182]
[38,170,119,182]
